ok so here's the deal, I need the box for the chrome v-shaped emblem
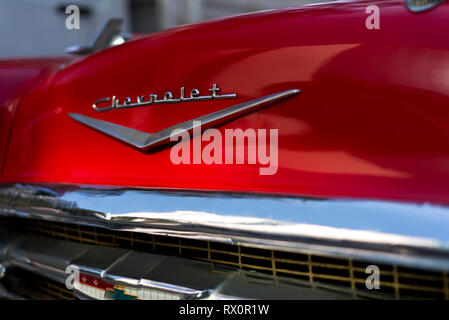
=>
[69,89,300,151]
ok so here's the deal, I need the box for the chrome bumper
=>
[1,183,449,272]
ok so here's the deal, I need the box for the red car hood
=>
[1,0,449,205]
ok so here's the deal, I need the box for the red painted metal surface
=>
[0,58,70,172]
[2,0,449,204]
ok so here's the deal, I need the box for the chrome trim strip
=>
[1,183,449,271]
[69,89,300,150]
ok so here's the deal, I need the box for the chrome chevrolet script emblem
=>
[93,83,237,112]
[70,85,300,151]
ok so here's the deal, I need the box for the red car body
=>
[3,0,449,301]
[1,0,449,205]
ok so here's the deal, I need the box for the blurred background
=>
[0,0,335,58]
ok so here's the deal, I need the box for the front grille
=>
[2,268,75,300]
[2,217,449,300]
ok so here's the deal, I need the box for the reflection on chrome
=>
[1,183,449,271]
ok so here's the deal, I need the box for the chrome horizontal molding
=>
[1,183,449,271]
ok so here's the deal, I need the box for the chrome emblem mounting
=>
[93,83,237,112]
[405,0,446,12]
[70,89,300,151]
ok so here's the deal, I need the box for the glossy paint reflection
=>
[1,1,449,204]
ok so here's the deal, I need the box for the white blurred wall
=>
[0,0,130,58]
[155,0,335,29]
[0,0,334,58]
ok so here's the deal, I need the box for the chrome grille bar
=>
[0,230,359,300]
